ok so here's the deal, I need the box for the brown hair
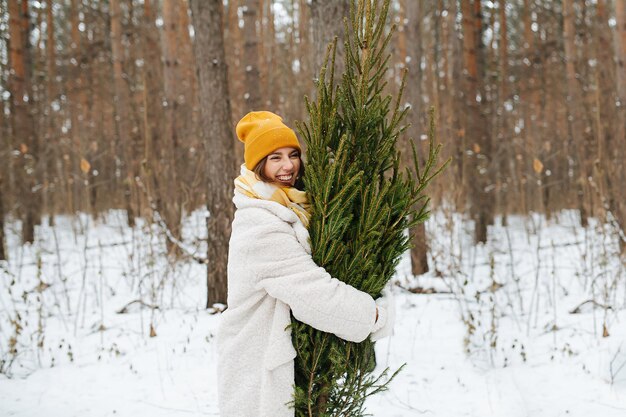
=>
[253,154,305,189]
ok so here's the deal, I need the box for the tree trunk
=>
[177,0,197,120]
[614,0,626,252]
[615,0,626,104]
[284,0,301,121]
[110,0,136,227]
[189,0,236,307]
[445,0,465,212]
[140,0,165,198]
[0,176,6,260]
[401,0,429,276]
[519,0,534,216]
[140,0,158,186]
[563,0,589,227]
[461,0,492,243]
[44,0,57,222]
[69,0,82,212]
[591,0,615,225]
[497,0,511,222]
[241,0,262,111]
[8,0,37,244]
[310,0,350,80]
[266,0,281,111]
[225,0,244,120]
[298,0,313,100]
[160,0,185,251]
[0,19,8,257]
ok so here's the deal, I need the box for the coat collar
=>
[233,191,300,224]
[233,191,312,254]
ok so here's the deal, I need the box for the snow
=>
[1,208,625,416]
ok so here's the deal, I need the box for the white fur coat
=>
[217,192,384,417]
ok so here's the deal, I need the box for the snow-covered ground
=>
[0,208,625,416]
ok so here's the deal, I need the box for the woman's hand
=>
[371,286,396,341]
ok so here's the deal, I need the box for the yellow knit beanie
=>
[236,111,302,170]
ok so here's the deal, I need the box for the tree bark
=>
[462,0,492,243]
[140,0,164,187]
[241,0,262,111]
[265,0,280,111]
[225,0,243,119]
[615,0,626,105]
[0,177,6,260]
[110,0,137,227]
[298,0,312,99]
[69,0,83,213]
[44,0,57,222]
[497,0,511,221]
[140,0,161,214]
[8,0,38,244]
[159,0,186,253]
[614,0,626,252]
[310,0,350,80]
[563,0,589,227]
[401,0,429,275]
[520,0,535,216]
[189,0,236,306]
[445,0,465,212]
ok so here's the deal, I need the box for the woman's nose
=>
[282,158,294,171]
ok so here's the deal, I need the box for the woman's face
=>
[263,147,301,187]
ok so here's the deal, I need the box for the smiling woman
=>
[217,110,395,417]
[254,147,304,188]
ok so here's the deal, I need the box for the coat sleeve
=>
[249,222,378,343]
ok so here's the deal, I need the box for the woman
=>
[217,111,395,417]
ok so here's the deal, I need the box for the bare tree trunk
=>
[0,177,6,260]
[444,0,465,213]
[189,0,236,307]
[310,0,350,79]
[9,0,38,244]
[264,0,280,112]
[44,0,57,223]
[614,0,626,252]
[403,0,423,145]
[110,0,136,227]
[563,0,589,227]
[396,1,406,82]
[462,0,492,243]
[225,0,244,120]
[176,1,200,195]
[159,0,186,252]
[519,0,534,216]
[401,0,429,276]
[285,0,300,120]
[298,0,313,100]
[69,0,83,212]
[497,0,511,223]
[591,0,616,226]
[409,222,429,276]
[241,0,262,111]
[140,0,165,200]
[0,0,8,225]
[61,6,75,216]
[178,0,197,119]
[615,0,626,104]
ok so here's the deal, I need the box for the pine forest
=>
[0,0,625,416]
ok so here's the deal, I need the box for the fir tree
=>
[291,1,448,416]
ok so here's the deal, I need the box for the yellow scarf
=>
[234,164,311,227]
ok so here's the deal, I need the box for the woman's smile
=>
[276,173,294,183]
